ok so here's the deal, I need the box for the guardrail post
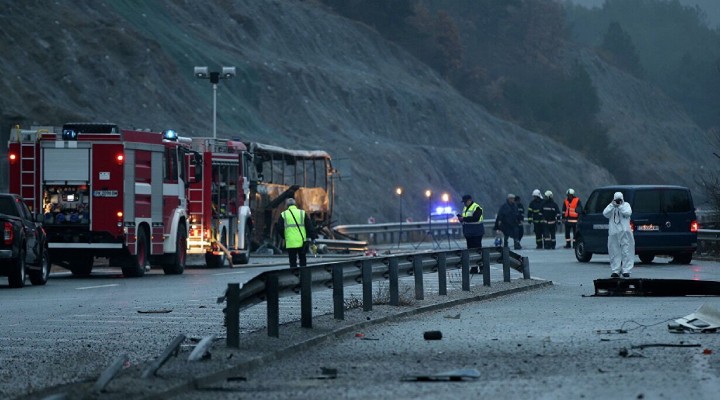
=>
[502,247,511,282]
[413,255,424,300]
[482,248,491,287]
[300,267,312,328]
[437,252,447,295]
[362,259,372,311]
[332,264,345,320]
[267,274,280,337]
[389,258,399,306]
[522,256,531,279]
[226,283,240,347]
[461,250,470,291]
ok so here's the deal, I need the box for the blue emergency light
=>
[62,129,78,140]
[162,129,178,141]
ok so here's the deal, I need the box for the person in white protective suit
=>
[602,192,635,278]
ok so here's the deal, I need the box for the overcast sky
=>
[568,0,720,28]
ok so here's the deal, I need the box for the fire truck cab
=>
[186,137,253,267]
[7,123,198,277]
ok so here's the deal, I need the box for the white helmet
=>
[532,189,542,198]
[545,190,553,198]
[566,188,575,196]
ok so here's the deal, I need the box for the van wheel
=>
[639,253,655,264]
[672,253,693,265]
[574,237,592,262]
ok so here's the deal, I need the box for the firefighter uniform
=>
[541,190,561,249]
[562,189,582,249]
[527,189,545,249]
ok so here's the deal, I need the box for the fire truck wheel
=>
[29,248,50,286]
[204,252,225,269]
[123,228,148,278]
[8,249,27,288]
[162,225,186,275]
[69,255,93,276]
[232,227,251,265]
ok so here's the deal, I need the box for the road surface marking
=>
[76,284,119,290]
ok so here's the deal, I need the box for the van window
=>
[634,190,661,213]
[586,190,617,213]
[663,189,692,212]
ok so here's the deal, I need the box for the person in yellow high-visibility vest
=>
[277,198,317,268]
[456,194,484,249]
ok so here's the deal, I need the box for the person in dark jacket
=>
[541,190,561,249]
[456,194,484,249]
[495,193,521,250]
[527,189,545,249]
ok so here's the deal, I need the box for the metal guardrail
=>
[335,223,719,256]
[219,246,530,345]
[697,229,720,257]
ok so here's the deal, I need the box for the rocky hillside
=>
[0,0,709,224]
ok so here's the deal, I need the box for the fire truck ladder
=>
[19,141,38,212]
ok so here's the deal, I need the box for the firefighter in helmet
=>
[527,189,545,249]
[541,190,560,249]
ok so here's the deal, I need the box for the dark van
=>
[574,185,698,264]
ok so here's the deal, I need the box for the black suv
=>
[574,185,698,264]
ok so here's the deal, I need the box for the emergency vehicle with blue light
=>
[7,123,197,277]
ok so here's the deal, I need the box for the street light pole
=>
[442,192,451,249]
[194,66,236,140]
[396,187,403,248]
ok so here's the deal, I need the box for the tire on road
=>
[8,248,27,288]
[574,237,592,262]
[29,248,50,286]
[162,224,186,275]
[123,228,148,277]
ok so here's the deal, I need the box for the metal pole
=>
[267,274,280,337]
[398,194,403,248]
[300,267,312,328]
[482,247,492,287]
[437,252,447,295]
[332,264,344,320]
[413,256,424,300]
[226,283,240,347]
[389,258,399,306]
[461,250,470,291]
[212,83,218,140]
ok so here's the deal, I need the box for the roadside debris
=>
[188,335,216,361]
[309,367,338,380]
[668,303,720,333]
[423,331,443,340]
[444,313,461,319]
[593,278,720,296]
[137,309,173,314]
[401,368,480,382]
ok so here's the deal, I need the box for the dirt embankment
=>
[0,1,708,223]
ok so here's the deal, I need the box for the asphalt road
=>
[2,237,720,399]
[174,245,720,400]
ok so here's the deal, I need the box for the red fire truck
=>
[7,123,198,277]
[185,137,252,267]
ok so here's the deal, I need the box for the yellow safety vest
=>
[462,202,484,222]
[281,205,306,249]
